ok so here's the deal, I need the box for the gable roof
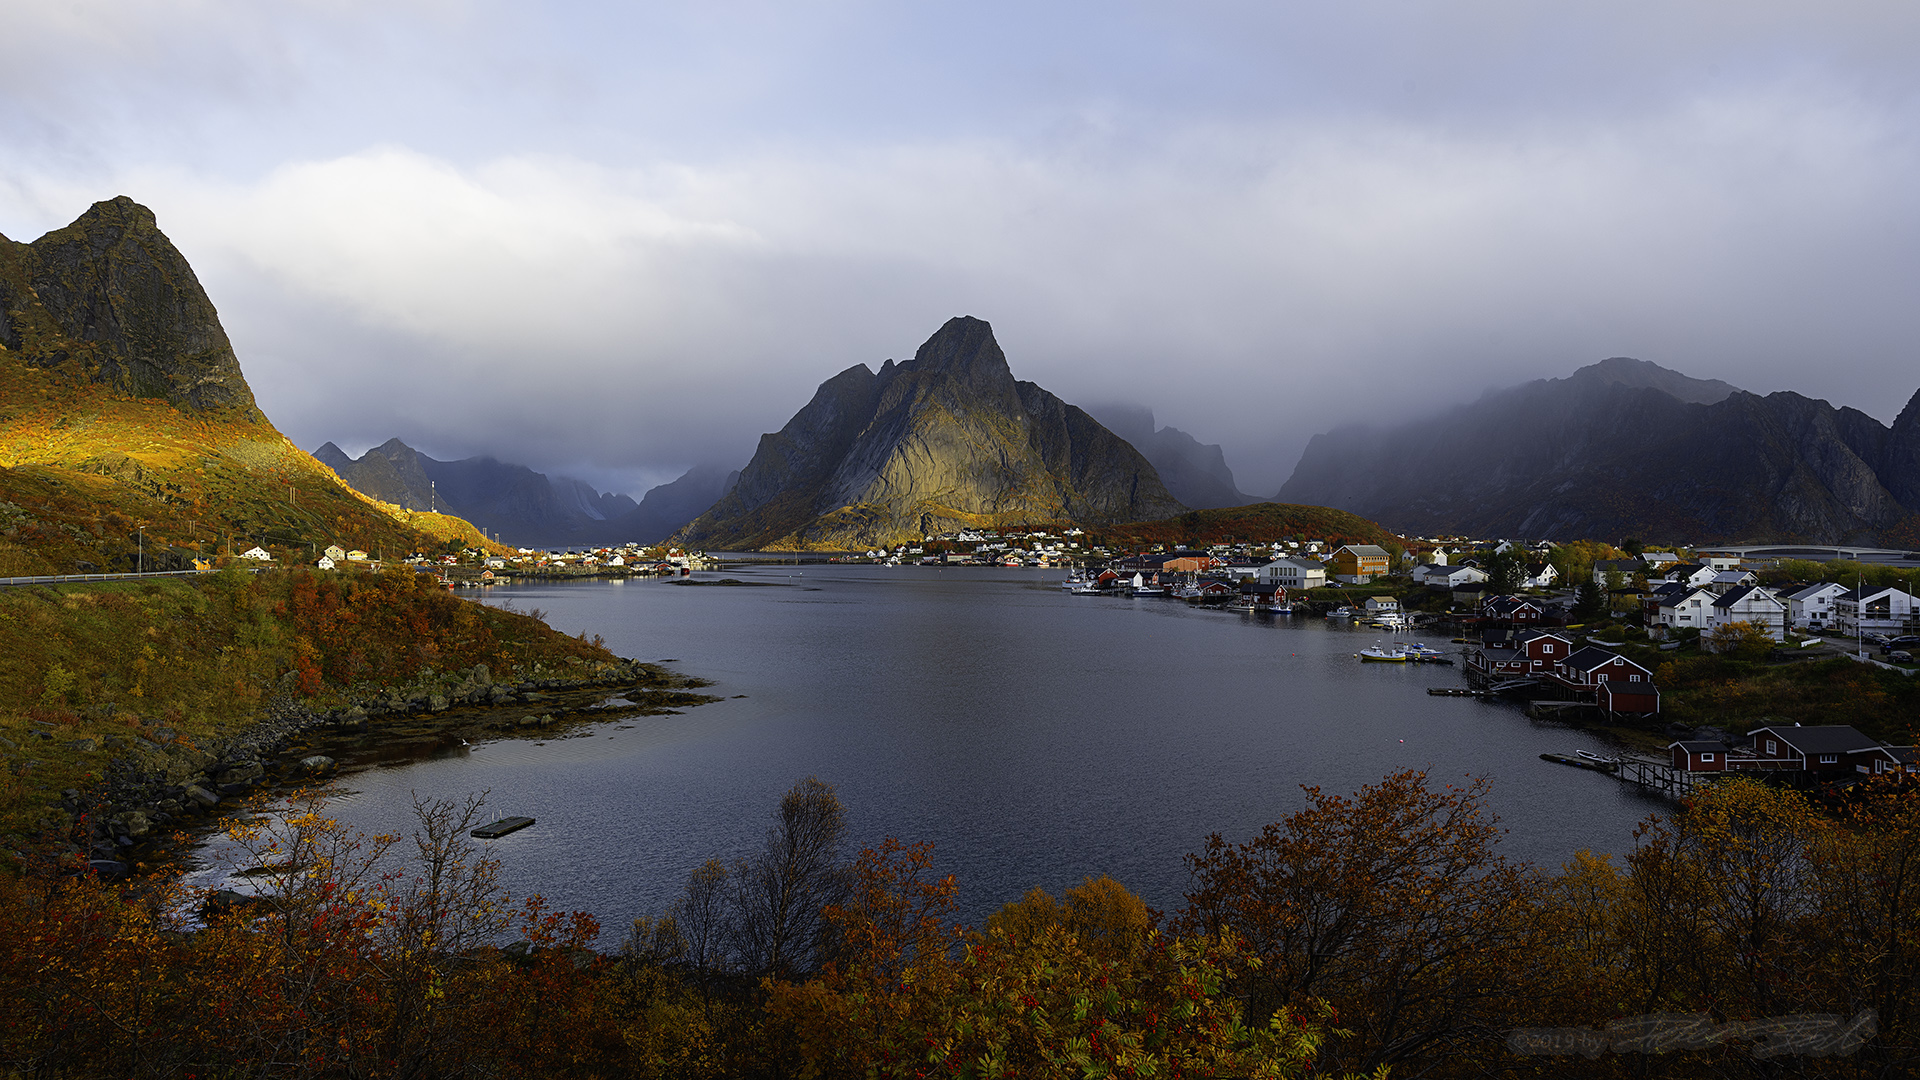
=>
[1563,646,1652,674]
[1712,584,1783,610]
[1335,544,1391,559]
[1748,725,1882,756]
[1787,582,1848,601]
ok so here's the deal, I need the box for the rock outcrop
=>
[1277,359,1920,544]
[0,196,259,415]
[677,316,1185,550]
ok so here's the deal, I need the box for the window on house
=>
[1819,754,1839,764]
[1702,753,1716,762]
[1767,740,1777,755]
[1630,674,1641,682]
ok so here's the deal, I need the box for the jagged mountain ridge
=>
[1085,404,1252,509]
[316,439,738,547]
[1276,357,1920,544]
[677,316,1185,551]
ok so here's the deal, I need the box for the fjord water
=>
[292,566,1664,927]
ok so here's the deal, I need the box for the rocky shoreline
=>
[52,658,717,878]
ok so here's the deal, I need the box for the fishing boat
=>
[1326,606,1355,619]
[1069,580,1104,595]
[1131,572,1165,597]
[1359,643,1410,662]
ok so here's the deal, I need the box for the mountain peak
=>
[678,317,1183,549]
[1570,356,1740,405]
[907,316,1009,377]
[73,195,160,234]
[5,195,259,414]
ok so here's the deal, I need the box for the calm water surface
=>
[200,566,1668,927]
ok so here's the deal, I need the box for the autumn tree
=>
[732,776,850,980]
[1706,618,1774,660]
[1178,768,1543,1075]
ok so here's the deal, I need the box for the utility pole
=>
[137,526,143,575]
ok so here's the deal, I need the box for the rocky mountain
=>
[1085,404,1253,509]
[0,197,494,573]
[1,196,259,415]
[676,316,1185,551]
[1276,358,1920,545]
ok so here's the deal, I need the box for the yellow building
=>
[1329,544,1392,582]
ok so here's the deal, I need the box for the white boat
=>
[1069,581,1104,595]
[1130,572,1164,597]
[1326,606,1355,619]
[1575,749,1615,765]
[1359,644,1410,662]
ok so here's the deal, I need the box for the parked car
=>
[1892,651,1914,663]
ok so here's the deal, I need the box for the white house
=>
[241,546,273,562]
[1833,586,1920,636]
[316,555,336,570]
[1415,564,1488,589]
[1259,557,1328,590]
[1364,595,1400,615]
[1658,563,1718,588]
[1705,569,1760,594]
[1706,585,1787,642]
[1523,562,1559,589]
[1592,559,1644,585]
[1655,586,1717,632]
[323,544,347,562]
[1786,582,1849,631]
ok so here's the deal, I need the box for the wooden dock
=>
[1613,759,1704,799]
[472,816,535,839]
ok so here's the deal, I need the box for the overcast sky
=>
[5,2,1918,498]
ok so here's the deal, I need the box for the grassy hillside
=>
[0,567,618,842]
[1095,501,1399,548]
[0,357,498,571]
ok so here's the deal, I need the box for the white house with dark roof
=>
[1413,564,1487,588]
[1832,586,1920,635]
[1705,569,1760,594]
[1706,584,1787,641]
[1654,586,1716,632]
[1786,582,1849,631]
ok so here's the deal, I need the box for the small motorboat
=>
[1327,606,1355,619]
[1359,644,1410,662]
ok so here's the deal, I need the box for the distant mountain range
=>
[314,440,738,548]
[1277,357,1920,545]
[1083,405,1253,509]
[676,316,1185,551]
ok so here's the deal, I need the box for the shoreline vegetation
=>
[0,767,1914,1077]
[0,565,717,875]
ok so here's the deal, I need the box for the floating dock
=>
[472,816,536,839]
[1540,752,1617,773]
[1427,687,1482,696]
